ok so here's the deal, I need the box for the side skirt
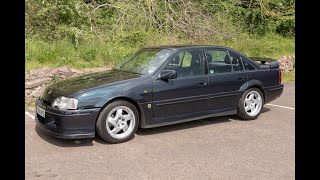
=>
[141,108,236,129]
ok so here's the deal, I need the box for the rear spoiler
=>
[249,57,279,69]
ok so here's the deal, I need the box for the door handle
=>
[238,77,245,81]
[198,82,207,86]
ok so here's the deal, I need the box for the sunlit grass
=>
[26,38,137,71]
[282,70,295,82]
[26,33,294,71]
[218,33,294,59]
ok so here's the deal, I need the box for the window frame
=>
[227,50,245,72]
[241,57,258,71]
[226,49,259,71]
[203,48,259,75]
[158,48,206,80]
[203,48,235,75]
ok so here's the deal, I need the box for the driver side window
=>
[163,49,203,78]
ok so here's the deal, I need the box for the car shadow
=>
[35,126,135,147]
[261,107,271,113]
[136,115,231,136]
[35,107,271,146]
[136,107,271,136]
[35,126,96,147]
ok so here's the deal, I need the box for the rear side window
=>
[242,58,256,70]
[205,49,232,74]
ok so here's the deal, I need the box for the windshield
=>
[117,49,173,75]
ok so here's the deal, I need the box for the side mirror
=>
[158,70,177,80]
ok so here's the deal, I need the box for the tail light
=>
[279,69,282,84]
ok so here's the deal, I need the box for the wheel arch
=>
[240,80,266,102]
[96,96,142,125]
[248,85,266,103]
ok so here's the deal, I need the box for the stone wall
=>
[278,55,295,73]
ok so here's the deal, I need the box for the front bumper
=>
[35,98,101,139]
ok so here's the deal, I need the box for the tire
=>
[237,88,264,120]
[96,100,139,143]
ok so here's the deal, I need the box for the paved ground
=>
[25,82,295,180]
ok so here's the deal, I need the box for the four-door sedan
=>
[35,45,283,143]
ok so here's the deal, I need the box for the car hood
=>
[42,69,142,103]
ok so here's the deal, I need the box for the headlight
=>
[52,97,78,110]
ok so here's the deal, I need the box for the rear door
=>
[152,48,209,119]
[204,48,247,110]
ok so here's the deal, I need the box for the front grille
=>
[53,120,62,127]
[42,99,51,106]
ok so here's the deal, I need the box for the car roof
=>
[140,45,234,51]
[140,45,258,67]
[138,45,258,69]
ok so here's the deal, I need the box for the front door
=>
[152,48,209,119]
[204,48,247,110]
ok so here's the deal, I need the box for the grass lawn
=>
[25,33,294,72]
[282,70,295,83]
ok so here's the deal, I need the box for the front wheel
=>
[96,100,139,143]
[237,88,264,120]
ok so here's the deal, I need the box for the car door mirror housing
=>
[158,70,177,80]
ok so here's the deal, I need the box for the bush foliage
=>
[25,0,295,70]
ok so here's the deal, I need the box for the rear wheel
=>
[237,88,264,120]
[96,100,139,143]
